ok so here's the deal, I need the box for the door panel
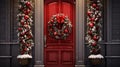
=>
[46,50,59,64]
[44,0,75,67]
[61,50,73,64]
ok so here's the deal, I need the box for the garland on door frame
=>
[17,0,34,60]
[86,0,104,59]
[48,14,72,40]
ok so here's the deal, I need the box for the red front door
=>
[44,0,75,67]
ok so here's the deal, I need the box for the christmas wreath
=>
[86,0,104,64]
[17,0,34,65]
[48,14,72,40]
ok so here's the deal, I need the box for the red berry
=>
[26,22,29,25]
[92,42,97,46]
[26,1,31,7]
[96,7,99,10]
[26,31,30,35]
[90,18,95,21]
[24,9,30,15]
[27,35,32,39]
[87,11,91,16]
[24,25,29,29]
[88,30,92,35]
[24,48,27,51]
[92,3,97,8]
[27,9,30,13]
[64,29,68,33]
[20,22,24,25]
[26,43,30,47]
[24,15,29,20]
[93,35,98,41]
[54,32,57,35]
[89,23,94,28]
[91,49,97,54]
[18,28,22,31]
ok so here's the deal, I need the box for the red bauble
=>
[26,1,31,7]
[90,18,95,21]
[27,35,32,39]
[27,9,30,13]
[25,31,29,35]
[92,3,97,8]
[20,22,24,25]
[26,43,29,47]
[18,28,22,31]
[54,32,57,35]
[25,43,29,47]
[20,33,24,36]
[96,7,99,10]
[26,22,29,25]
[24,9,30,15]
[93,35,98,41]
[19,7,24,11]
[91,42,97,46]
[87,11,91,16]
[91,49,97,54]
[24,25,29,29]
[24,48,27,51]
[22,43,26,46]
[24,15,29,20]
[89,23,94,28]
[64,29,68,33]
[88,30,92,35]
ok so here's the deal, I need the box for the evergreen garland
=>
[17,0,34,59]
[86,0,104,59]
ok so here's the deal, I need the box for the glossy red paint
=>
[44,0,75,67]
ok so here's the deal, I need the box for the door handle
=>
[44,35,47,47]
